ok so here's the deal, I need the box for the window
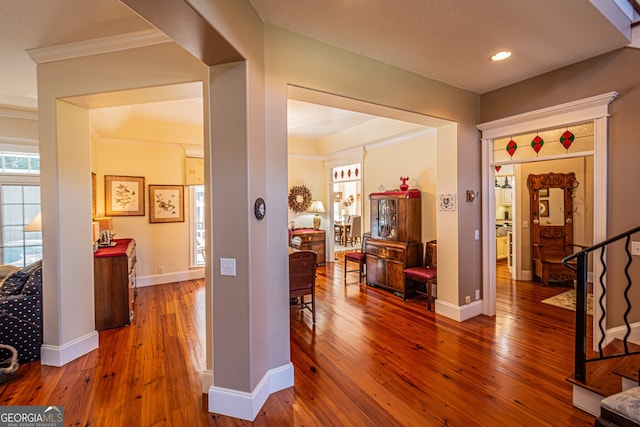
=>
[0,152,40,174]
[189,185,205,267]
[0,184,41,267]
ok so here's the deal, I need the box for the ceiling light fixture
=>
[490,50,512,62]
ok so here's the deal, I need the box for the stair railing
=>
[563,225,640,382]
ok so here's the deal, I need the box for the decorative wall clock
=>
[254,198,266,220]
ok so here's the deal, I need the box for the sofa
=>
[0,260,43,363]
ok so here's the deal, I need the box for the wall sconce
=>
[466,190,479,203]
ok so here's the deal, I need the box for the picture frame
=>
[105,175,145,216]
[149,185,184,223]
[439,193,456,211]
[539,188,549,197]
[91,172,97,219]
[539,199,549,217]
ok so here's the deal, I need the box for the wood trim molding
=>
[26,29,171,64]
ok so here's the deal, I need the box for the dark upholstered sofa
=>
[0,260,43,363]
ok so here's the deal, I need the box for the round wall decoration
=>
[254,197,266,220]
[288,185,312,213]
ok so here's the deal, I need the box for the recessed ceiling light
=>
[491,50,512,62]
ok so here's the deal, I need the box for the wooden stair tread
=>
[567,358,623,397]
[568,339,640,397]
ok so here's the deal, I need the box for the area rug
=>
[541,290,593,315]
[334,242,361,253]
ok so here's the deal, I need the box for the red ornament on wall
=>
[560,130,575,150]
[348,169,351,177]
[355,167,359,177]
[495,165,502,172]
[506,140,518,157]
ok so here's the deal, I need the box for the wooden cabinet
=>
[365,239,422,299]
[496,236,508,260]
[366,190,422,298]
[369,190,421,243]
[290,229,325,265]
[94,238,137,330]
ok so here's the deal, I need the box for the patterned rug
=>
[334,242,361,253]
[541,289,593,315]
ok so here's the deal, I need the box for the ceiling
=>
[1,0,638,141]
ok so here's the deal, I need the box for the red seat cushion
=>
[404,266,436,281]
[344,252,366,262]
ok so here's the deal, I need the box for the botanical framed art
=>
[105,175,145,216]
[149,185,184,223]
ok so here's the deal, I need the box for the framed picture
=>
[439,193,456,211]
[539,199,549,217]
[105,175,145,216]
[91,172,97,219]
[539,188,549,197]
[149,185,184,223]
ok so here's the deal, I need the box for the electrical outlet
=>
[475,290,480,300]
[158,266,164,274]
[632,241,640,256]
[465,295,471,304]
[220,258,236,276]
[474,230,480,240]
[522,220,528,229]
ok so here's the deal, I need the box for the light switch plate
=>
[220,258,236,276]
[632,241,640,256]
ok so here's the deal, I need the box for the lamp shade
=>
[309,200,326,213]
[94,217,113,231]
[24,212,42,232]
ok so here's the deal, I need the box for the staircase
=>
[564,225,640,416]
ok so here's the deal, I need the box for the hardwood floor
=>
[0,260,595,426]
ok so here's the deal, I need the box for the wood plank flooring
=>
[0,260,595,426]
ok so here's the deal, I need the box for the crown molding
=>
[0,107,38,120]
[27,29,172,64]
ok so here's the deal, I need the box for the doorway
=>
[479,92,617,348]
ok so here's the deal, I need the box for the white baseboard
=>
[435,299,483,322]
[137,268,204,287]
[41,330,99,367]
[208,362,294,421]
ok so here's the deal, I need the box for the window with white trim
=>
[0,184,41,267]
[189,185,205,267]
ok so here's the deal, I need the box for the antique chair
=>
[344,233,368,284]
[404,240,437,311]
[290,236,302,250]
[346,215,362,247]
[289,250,317,323]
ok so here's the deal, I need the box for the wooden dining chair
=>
[404,240,437,311]
[344,234,368,284]
[289,250,317,323]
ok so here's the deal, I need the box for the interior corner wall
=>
[265,24,481,315]
[36,42,208,364]
[480,47,640,325]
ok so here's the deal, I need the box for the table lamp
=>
[309,200,326,229]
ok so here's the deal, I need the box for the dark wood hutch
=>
[365,189,422,299]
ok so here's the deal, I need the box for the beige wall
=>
[266,24,481,310]
[92,139,194,279]
[36,42,209,363]
[363,133,438,242]
[481,47,640,326]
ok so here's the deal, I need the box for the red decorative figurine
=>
[399,176,409,191]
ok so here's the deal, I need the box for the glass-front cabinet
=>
[366,190,422,299]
